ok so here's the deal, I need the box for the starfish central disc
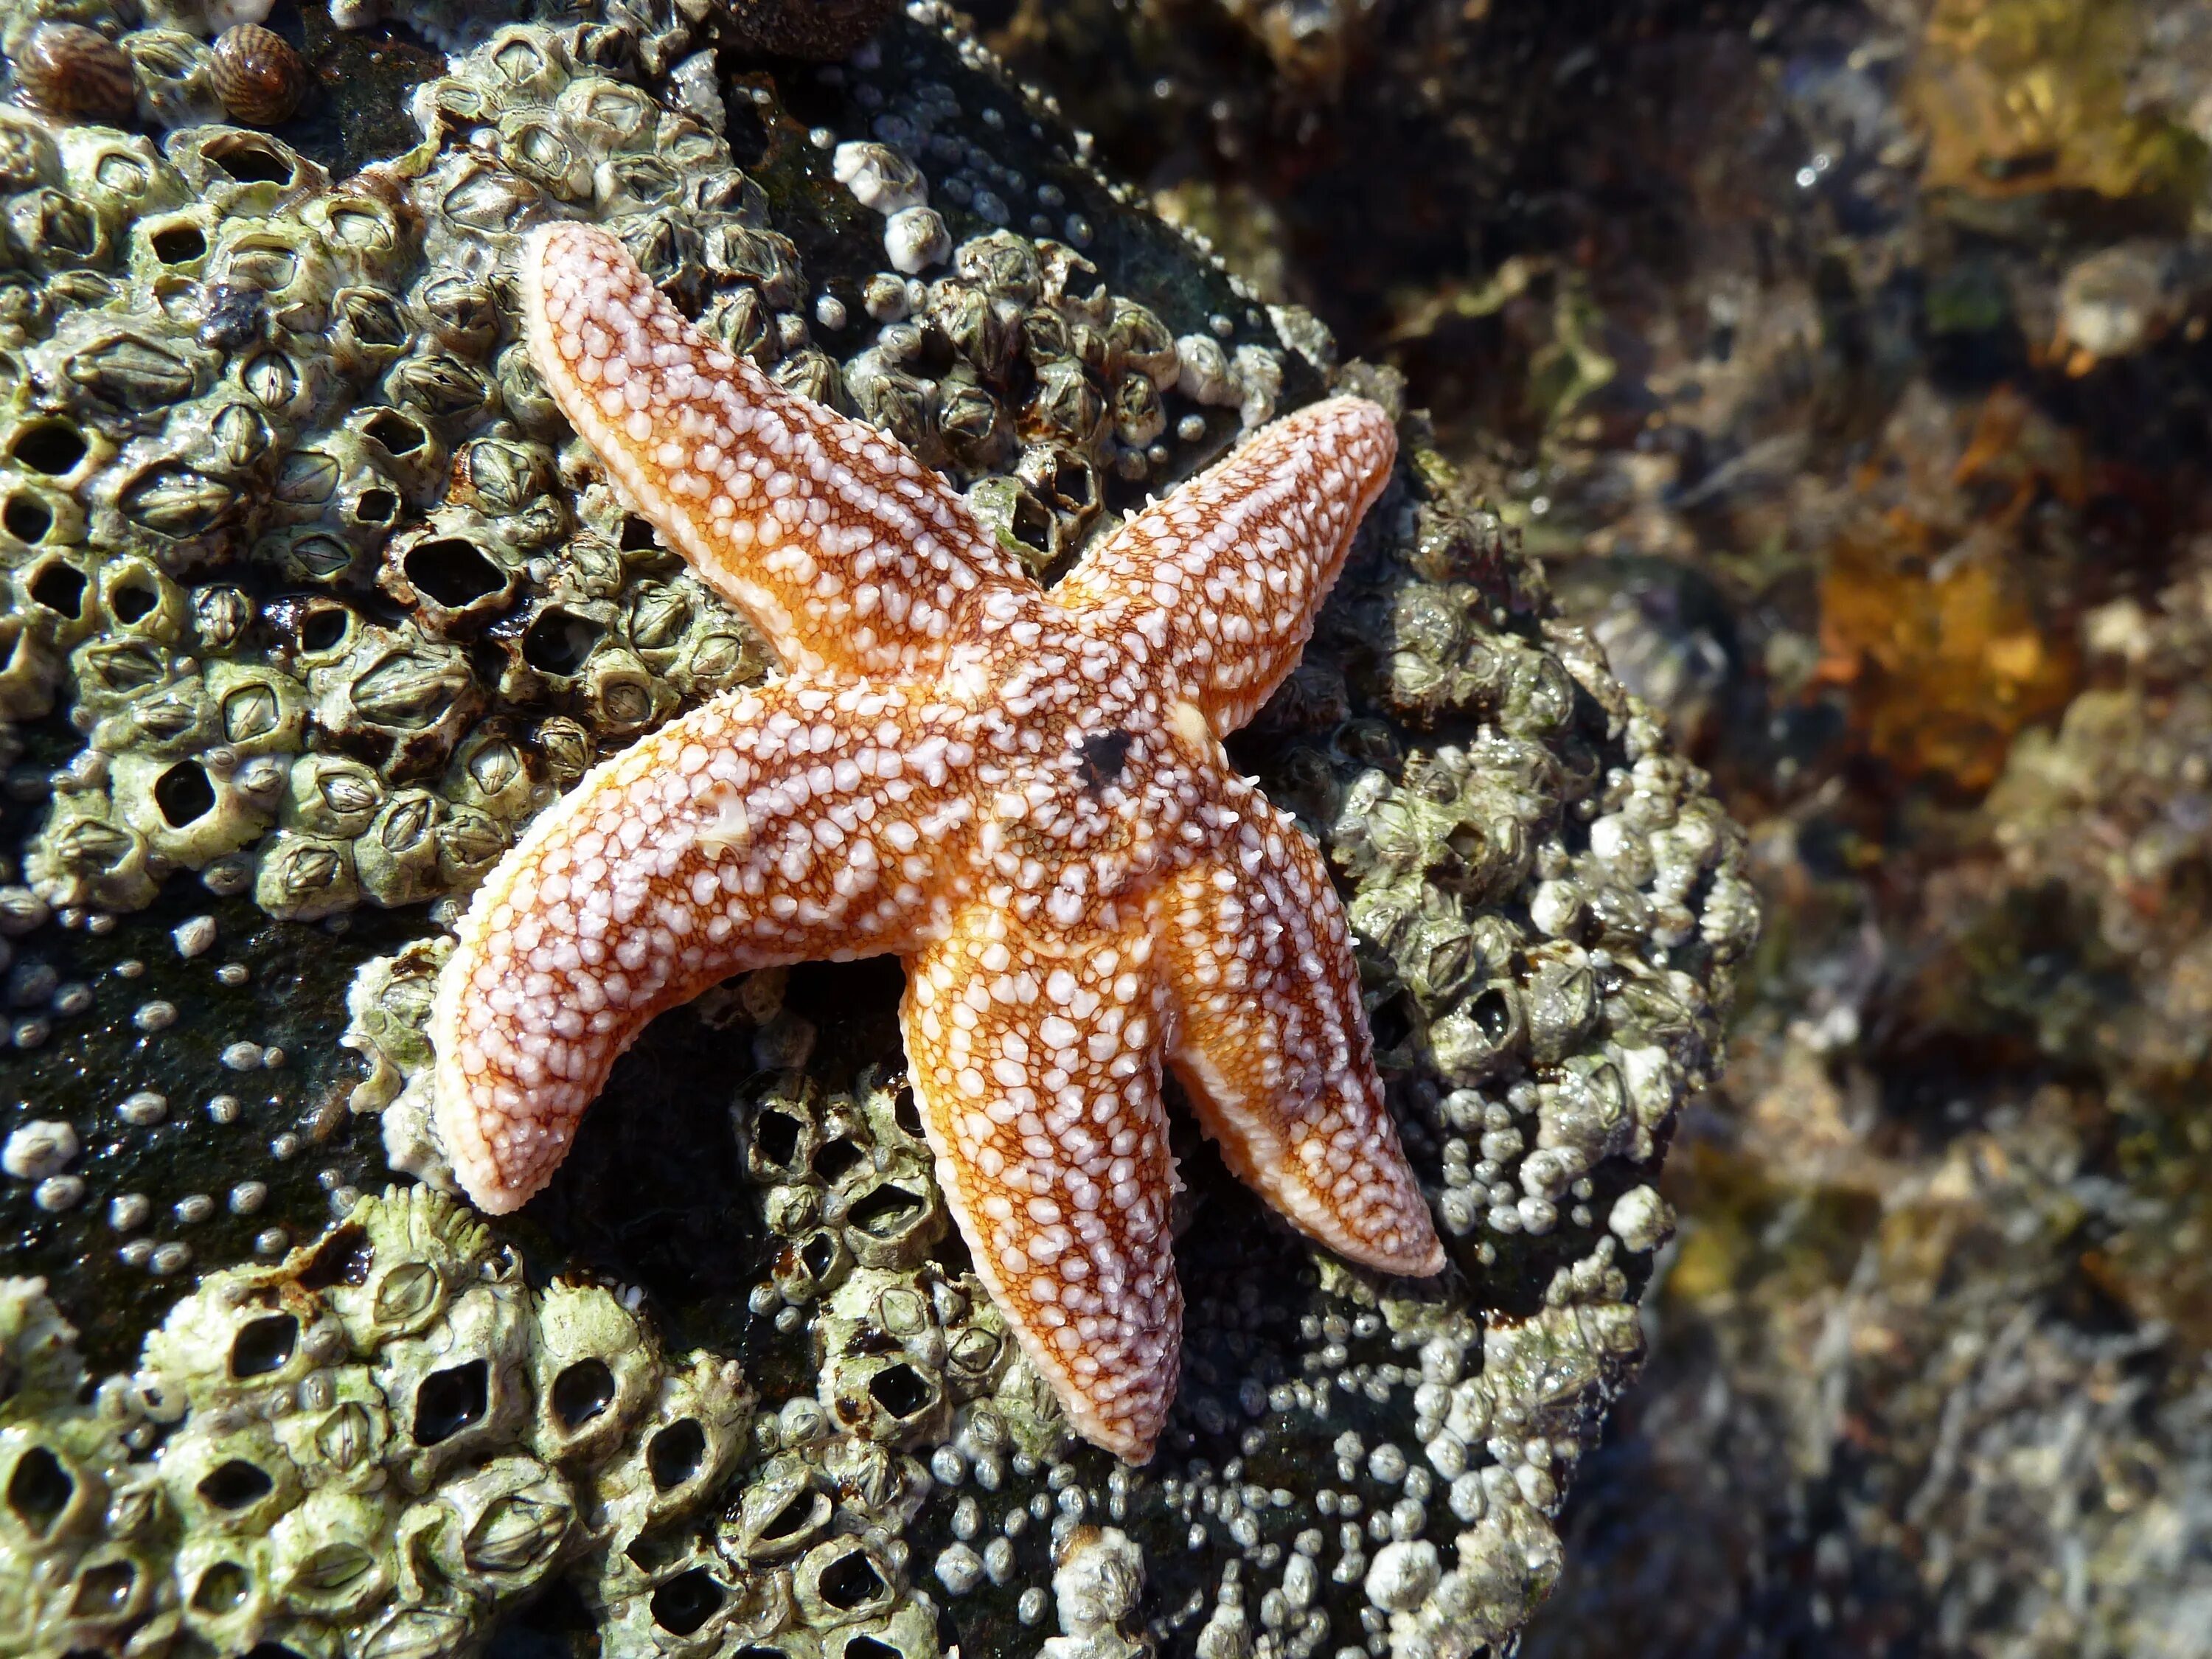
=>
[428,220,1442,1461]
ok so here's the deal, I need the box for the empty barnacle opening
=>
[759,1489,827,1543]
[296,1222,372,1289]
[1029,450,1094,512]
[888,1083,921,1138]
[842,1638,900,1659]
[866,1363,931,1419]
[522,607,604,676]
[624,1528,684,1575]
[813,1138,865,1184]
[352,489,401,529]
[5,1445,74,1537]
[752,1107,804,1169]
[195,1457,276,1511]
[1444,821,1495,870]
[154,761,217,827]
[800,1233,838,1279]
[13,421,87,477]
[229,1312,298,1378]
[6,495,54,545]
[1368,990,1420,1054]
[647,1419,707,1490]
[26,559,84,618]
[549,1358,616,1429]
[283,600,355,658]
[818,1550,888,1610]
[204,132,301,188]
[149,223,209,265]
[106,576,159,627]
[1008,491,1053,559]
[411,1360,488,1444]
[846,1183,924,1237]
[405,538,507,609]
[362,409,428,456]
[189,1559,252,1615]
[69,1559,138,1618]
[1467,984,1519,1043]
[649,1568,724,1636]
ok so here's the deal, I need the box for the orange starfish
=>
[430,222,1442,1461]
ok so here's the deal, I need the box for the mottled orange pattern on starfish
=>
[429,221,1442,1461]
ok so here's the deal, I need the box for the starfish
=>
[429,221,1443,1462]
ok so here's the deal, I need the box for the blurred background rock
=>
[975,0,2212,1652]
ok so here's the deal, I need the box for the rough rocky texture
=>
[0,2,1753,1657]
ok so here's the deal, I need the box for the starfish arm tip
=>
[1385,1213,1448,1279]
[1067,1405,1164,1467]
[1312,1210,1447,1281]
[430,1054,529,1216]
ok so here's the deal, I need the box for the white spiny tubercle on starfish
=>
[431,219,1440,1463]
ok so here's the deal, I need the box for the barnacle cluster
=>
[0,0,1287,939]
[333,947,1673,1659]
[1252,445,1755,1255]
[0,1185,748,1659]
[0,7,814,926]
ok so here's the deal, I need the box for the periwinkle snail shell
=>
[210,23,307,128]
[13,21,136,124]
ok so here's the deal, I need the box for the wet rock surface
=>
[0,3,1752,1658]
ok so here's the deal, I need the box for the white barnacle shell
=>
[833,140,927,215]
[884,204,951,275]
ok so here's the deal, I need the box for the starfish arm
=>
[1056,396,1397,734]
[1159,790,1444,1277]
[522,221,1031,680]
[899,900,1182,1462]
[431,676,971,1214]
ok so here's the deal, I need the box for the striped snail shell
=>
[209,24,306,128]
[12,22,136,124]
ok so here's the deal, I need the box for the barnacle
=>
[0,1187,748,1659]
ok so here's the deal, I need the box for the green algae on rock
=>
[0,2,1753,1656]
